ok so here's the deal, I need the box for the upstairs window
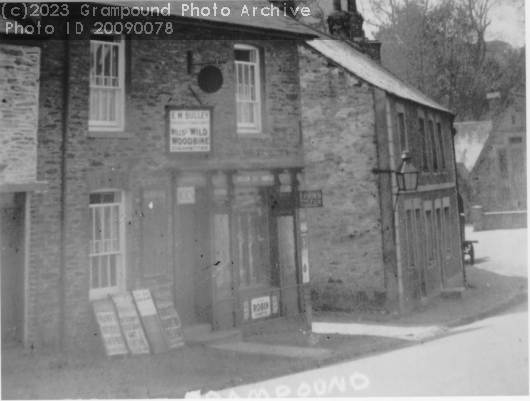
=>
[90,35,125,131]
[428,117,439,172]
[396,104,407,153]
[436,121,447,170]
[418,112,429,172]
[235,45,261,133]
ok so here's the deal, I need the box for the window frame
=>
[89,34,126,132]
[427,114,439,173]
[88,189,126,300]
[396,103,408,153]
[418,109,429,172]
[234,44,262,134]
[435,116,447,171]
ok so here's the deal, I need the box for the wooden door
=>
[174,187,212,325]
[277,215,300,316]
[1,193,25,347]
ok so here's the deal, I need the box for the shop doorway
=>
[174,185,212,326]
[1,192,26,347]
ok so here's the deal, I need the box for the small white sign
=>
[177,187,195,204]
[132,289,158,316]
[251,296,271,319]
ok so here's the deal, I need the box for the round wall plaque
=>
[198,65,223,94]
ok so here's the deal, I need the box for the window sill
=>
[89,130,133,139]
[237,132,272,139]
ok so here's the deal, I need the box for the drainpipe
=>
[58,28,71,353]
[385,98,404,313]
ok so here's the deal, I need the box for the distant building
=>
[466,91,527,229]
[453,120,492,218]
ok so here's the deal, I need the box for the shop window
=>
[424,203,434,263]
[89,190,125,300]
[428,117,439,172]
[235,189,272,288]
[418,112,429,172]
[89,35,125,131]
[436,121,447,170]
[237,208,271,287]
[443,205,451,256]
[235,44,261,133]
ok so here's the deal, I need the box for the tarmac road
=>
[206,302,528,398]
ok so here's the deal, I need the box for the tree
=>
[370,0,514,120]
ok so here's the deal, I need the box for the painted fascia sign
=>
[168,107,212,153]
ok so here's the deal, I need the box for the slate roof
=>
[306,39,453,115]
[96,1,317,38]
[453,121,493,171]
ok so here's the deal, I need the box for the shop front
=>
[171,169,306,331]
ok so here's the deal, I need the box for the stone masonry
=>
[0,45,40,185]
[299,45,386,312]
[24,24,305,352]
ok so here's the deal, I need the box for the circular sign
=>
[198,65,223,94]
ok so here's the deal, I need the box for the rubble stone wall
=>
[299,45,386,312]
[30,26,304,352]
[0,45,40,185]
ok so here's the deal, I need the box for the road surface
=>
[201,303,528,397]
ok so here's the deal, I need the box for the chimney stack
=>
[327,0,350,40]
[327,0,381,64]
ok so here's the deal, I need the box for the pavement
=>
[2,227,527,399]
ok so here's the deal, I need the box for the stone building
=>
[1,1,317,352]
[453,120,492,218]
[466,91,527,230]
[299,0,464,313]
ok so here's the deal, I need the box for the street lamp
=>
[395,151,418,192]
[372,151,419,209]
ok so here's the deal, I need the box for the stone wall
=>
[299,45,386,312]
[28,25,304,351]
[0,45,40,185]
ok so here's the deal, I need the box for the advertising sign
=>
[251,296,271,319]
[92,299,128,357]
[298,190,323,208]
[111,293,150,355]
[132,289,168,354]
[155,300,185,350]
[168,107,212,153]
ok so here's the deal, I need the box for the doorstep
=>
[182,324,242,346]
